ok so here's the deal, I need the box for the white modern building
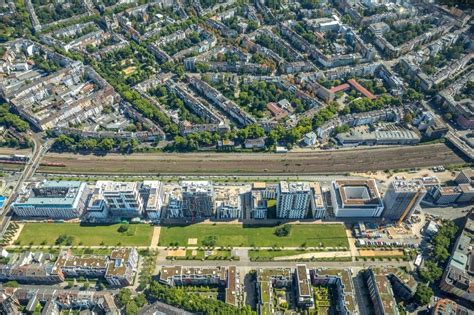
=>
[276,182,312,219]
[141,180,164,220]
[330,179,384,217]
[92,181,144,218]
[11,180,88,218]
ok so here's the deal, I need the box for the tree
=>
[4,281,18,288]
[414,284,433,306]
[118,224,129,233]
[117,288,133,307]
[419,260,443,283]
[125,300,139,315]
[202,235,217,247]
[275,224,292,237]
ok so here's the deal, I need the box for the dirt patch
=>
[167,249,186,257]
[359,249,404,257]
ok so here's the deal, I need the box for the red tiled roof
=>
[348,79,376,100]
[329,83,350,93]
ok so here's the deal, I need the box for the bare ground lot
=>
[37,144,466,174]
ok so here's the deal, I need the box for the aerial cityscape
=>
[0,0,472,314]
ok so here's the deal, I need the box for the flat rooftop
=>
[335,179,382,206]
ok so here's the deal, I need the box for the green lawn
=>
[159,224,348,247]
[17,223,153,246]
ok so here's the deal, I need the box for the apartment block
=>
[366,268,399,315]
[0,252,64,284]
[295,265,314,308]
[93,181,144,218]
[181,181,214,218]
[11,180,88,219]
[276,181,326,219]
[141,181,165,220]
[54,248,138,287]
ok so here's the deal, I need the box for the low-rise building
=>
[54,248,138,287]
[431,186,462,205]
[0,252,64,284]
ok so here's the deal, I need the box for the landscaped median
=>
[15,222,154,246]
[158,223,349,248]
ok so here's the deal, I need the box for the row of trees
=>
[416,221,459,306]
[0,103,29,132]
[52,134,139,153]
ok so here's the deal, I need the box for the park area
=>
[16,223,153,246]
[158,224,348,248]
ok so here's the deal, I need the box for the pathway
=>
[150,226,161,248]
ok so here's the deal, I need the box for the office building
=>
[93,181,144,218]
[383,180,426,222]
[11,181,88,219]
[440,211,474,303]
[431,186,462,205]
[181,181,214,218]
[455,169,474,185]
[330,179,384,217]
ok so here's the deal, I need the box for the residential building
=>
[214,185,250,219]
[54,250,108,278]
[276,181,313,219]
[295,265,314,308]
[383,180,427,222]
[310,268,358,314]
[11,181,88,219]
[93,181,144,218]
[181,181,214,218]
[0,252,64,284]
[141,181,164,220]
[54,248,138,287]
[105,248,138,287]
[256,268,293,315]
[330,180,384,217]
[366,268,399,315]
[159,266,227,287]
[440,211,474,303]
[431,298,473,315]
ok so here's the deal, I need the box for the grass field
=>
[16,223,153,246]
[158,224,348,248]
